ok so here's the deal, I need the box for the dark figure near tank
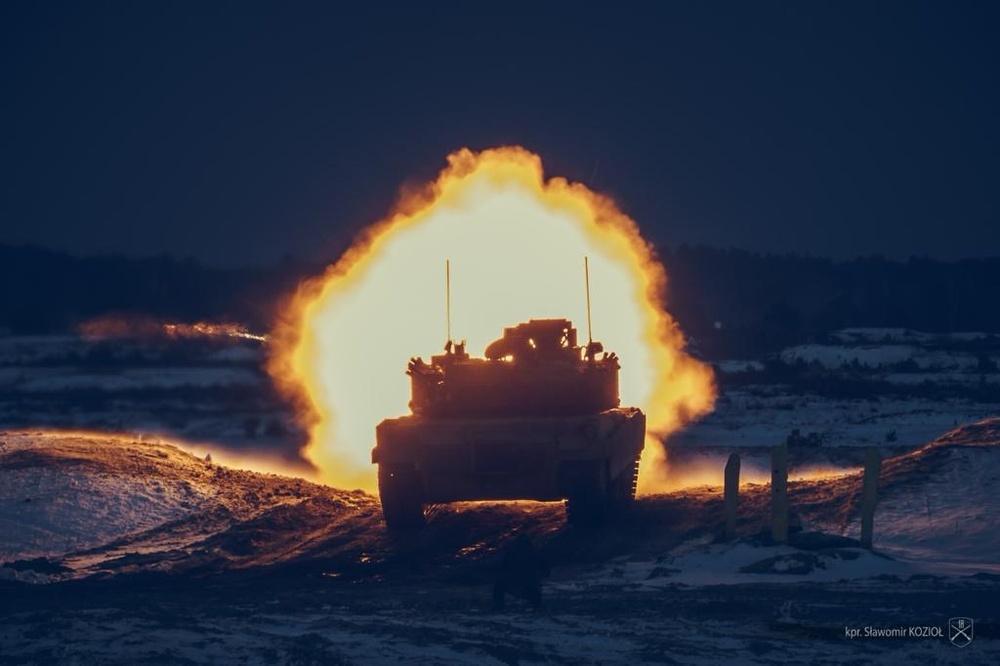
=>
[493,534,551,610]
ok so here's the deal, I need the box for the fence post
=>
[724,452,741,540]
[771,442,789,543]
[860,447,882,549]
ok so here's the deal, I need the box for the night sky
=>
[3,2,997,267]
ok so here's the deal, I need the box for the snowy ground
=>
[673,327,1000,475]
[0,329,997,663]
[1,423,998,663]
[1,327,997,468]
[0,334,305,469]
[2,573,996,665]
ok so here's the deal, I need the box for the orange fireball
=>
[269,146,715,493]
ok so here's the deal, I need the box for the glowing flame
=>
[657,456,858,490]
[270,147,716,493]
[4,428,309,479]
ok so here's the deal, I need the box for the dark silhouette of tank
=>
[372,318,646,529]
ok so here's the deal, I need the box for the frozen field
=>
[0,329,997,663]
[1,421,997,663]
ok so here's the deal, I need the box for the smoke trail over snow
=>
[79,315,267,342]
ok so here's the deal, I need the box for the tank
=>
[372,319,646,529]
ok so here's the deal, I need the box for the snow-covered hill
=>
[0,333,303,466]
[0,431,378,580]
[0,433,218,560]
[861,418,1000,570]
[1,424,998,664]
[2,421,998,584]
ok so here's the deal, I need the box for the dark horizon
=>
[4,241,1000,343]
[3,3,998,267]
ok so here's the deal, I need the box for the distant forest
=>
[660,246,1000,358]
[0,244,316,335]
[2,243,998,359]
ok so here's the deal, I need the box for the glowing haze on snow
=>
[270,147,715,493]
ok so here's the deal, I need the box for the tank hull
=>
[408,358,619,418]
[373,407,645,505]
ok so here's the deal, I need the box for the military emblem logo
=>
[948,617,974,648]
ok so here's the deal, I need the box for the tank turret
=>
[406,319,620,418]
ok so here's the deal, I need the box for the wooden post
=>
[770,442,789,543]
[724,452,741,540]
[860,447,881,549]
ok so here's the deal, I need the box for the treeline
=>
[659,245,1000,358]
[0,244,318,334]
[2,244,998,358]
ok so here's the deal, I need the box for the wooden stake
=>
[724,452,741,541]
[860,447,881,549]
[771,442,789,543]
[445,259,451,344]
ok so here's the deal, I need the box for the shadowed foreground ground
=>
[1,426,997,664]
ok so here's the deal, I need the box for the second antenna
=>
[445,259,452,347]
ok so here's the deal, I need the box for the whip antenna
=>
[445,259,452,345]
[584,256,593,344]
